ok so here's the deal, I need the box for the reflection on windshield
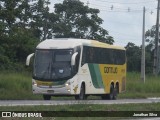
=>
[33,49,72,80]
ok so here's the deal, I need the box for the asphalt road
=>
[0,98,160,106]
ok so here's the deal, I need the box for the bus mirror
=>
[71,52,78,66]
[26,53,34,66]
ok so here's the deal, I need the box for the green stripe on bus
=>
[94,64,104,88]
[88,64,104,88]
[88,64,99,88]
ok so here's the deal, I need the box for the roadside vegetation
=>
[0,71,160,100]
[119,72,160,99]
[0,71,41,100]
[0,0,159,100]
[0,103,160,119]
[0,0,159,119]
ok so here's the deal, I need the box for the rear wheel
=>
[107,84,114,100]
[101,84,114,100]
[43,95,51,100]
[113,85,118,100]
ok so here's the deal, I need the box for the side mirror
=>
[71,52,78,66]
[26,53,34,66]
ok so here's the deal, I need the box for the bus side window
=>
[73,46,81,71]
[104,48,110,64]
[99,48,104,64]
[81,46,86,66]
[88,47,94,63]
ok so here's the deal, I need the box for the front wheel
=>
[75,84,86,100]
[43,95,51,100]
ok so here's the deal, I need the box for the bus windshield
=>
[33,49,73,80]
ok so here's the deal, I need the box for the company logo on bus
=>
[104,67,118,74]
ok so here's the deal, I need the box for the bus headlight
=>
[67,90,70,92]
[65,82,71,92]
[65,82,71,86]
[32,81,37,86]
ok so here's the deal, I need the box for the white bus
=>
[26,38,126,100]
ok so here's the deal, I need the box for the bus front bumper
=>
[32,85,71,95]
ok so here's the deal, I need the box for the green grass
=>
[0,71,41,100]
[119,72,160,99]
[0,71,159,119]
[0,71,160,99]
[0,103,160,119]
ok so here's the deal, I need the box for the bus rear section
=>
[79,45,126,100]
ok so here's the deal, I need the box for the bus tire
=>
[108,84,114,100]
[101,84,114,100]
[75,95,79,100]
[43,95,51,100]
[113,85,118,100]
[75,83,86,100]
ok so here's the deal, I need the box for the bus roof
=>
[36,38,125,50]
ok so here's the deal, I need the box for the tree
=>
[145,25,156,48]
[125,24,157,73]
[145,43,154,73]
[18,0,32,28]
[0,0,114,70]
[125,42,141,72]
[145,25,160,74]
[0,0,39,70]
[54,0,114,44]
[30,0,58,40]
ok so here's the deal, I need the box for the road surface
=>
[0,98,160,106]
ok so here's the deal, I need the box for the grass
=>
[0,71,160,119]
[119,72,160,99]
[0,71,160,99]
[0,71,41,100]
[0,103,160,119]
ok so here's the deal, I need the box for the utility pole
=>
[141,6,145,82]
[153,0,160,75]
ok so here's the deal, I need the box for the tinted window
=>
[82,46,125,65]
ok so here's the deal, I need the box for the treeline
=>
[126,25,160,74]
[125,42,153,73]
[0,0,158,73]
[0,0,113,70]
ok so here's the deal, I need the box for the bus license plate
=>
[47,90,54,93]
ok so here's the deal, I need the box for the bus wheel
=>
[75,95,79,100]
[108,84,114,100]
[75,84,86,100]
[113,85,118,100]
[43,95,51,100]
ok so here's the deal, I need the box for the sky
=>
[49,0,157,47]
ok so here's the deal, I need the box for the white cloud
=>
[50,0,157,46]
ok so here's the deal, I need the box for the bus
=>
[26,38,126,100]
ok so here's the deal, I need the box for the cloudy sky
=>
[50,0,157,46]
